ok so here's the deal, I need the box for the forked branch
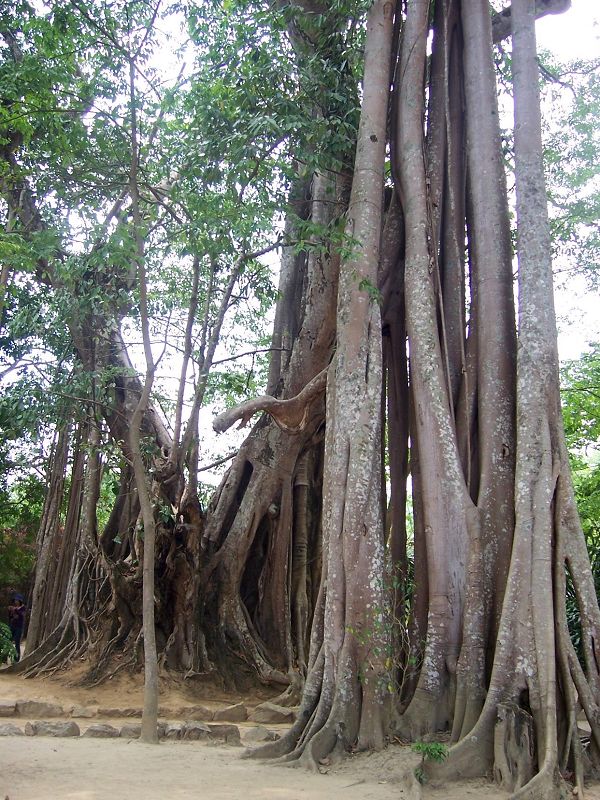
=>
[213,367,328,434]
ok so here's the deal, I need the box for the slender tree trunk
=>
[127,55,159,743]
[396,0,473,735]
[450,0,518,739]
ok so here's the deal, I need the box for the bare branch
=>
[212,347,289,367]
[492,0,571,44]
[198,451,238,473]
[213,367,328,434]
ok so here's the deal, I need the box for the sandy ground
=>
[3,737,400,800]
[2,734,510,800]
[0,668,597,800]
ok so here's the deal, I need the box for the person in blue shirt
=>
[7,594,25,662]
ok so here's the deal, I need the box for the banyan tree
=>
[1,0,598,796]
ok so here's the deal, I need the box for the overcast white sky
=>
[536,0,599,61]
[536,1,600,361]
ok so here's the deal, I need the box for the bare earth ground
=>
[0,667,598,800]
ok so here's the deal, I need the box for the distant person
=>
[7,594,25,662]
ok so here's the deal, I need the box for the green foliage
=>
[562,343,600,553]
[156,500,175,526]
[0,622,17,664]
[206,369,259,411]
[561,343,600,657]
[562,344,600,456]
[540,56,600,289]
[411,740,449,761]
[347,560,419,696]
[358,277,383,305]
[0,475,43,587]
[412,741,449,784]
[0,0,281,490]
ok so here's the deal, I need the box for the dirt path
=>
[1,669,597,800]
[3,734,512,800]
[4,737,401,800]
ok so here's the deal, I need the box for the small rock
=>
[0,723,24,736]
[25,721,80,737]
[83,724,120,738]
[120,723,141,739]
[248,702,295,725]
[207,723,241,745]
[183,721,211,741]
[16,700,64,718]
[97,707,142,718]
[163,723,185,740]
[120,722,167,739]
[71,705,96,719]
[0,701,16,717]
[242,725,280,744]
[213,703,248,723]
[182,705,214,721]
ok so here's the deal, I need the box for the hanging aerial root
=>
[213,367,328,434]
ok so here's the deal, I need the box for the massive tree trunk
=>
[231,0,394,762]
[395,0,471,735]
[226,2,596,795]
[430,2,600,796]
[15,416,105,677]
[200,167,345,687]
[25,423,71,654]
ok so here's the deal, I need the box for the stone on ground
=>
[24,720,80,737]
[0,700,16,717]
[71,704,97,718]
[207,723,241,745]
[242,725,280,743]
[213,703,248,722]
[183,721,211,740]
[16,700,64,717]
[163,722,185,740]
[120,723,142,738]
[0,722,24,736]
[248,702,295,724]
[83,723,120,738]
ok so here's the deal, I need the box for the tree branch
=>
[491,0,571,43]
[213,367,328,434]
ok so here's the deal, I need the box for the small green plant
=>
[411,741,449,784]
[358,277,383,305]
[346,559,422,699]
[0,622,16,664]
